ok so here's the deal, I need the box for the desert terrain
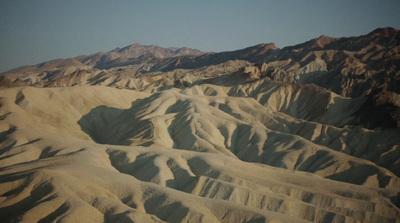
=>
[0,28,399,222]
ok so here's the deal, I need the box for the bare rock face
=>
[1,28,400,222]
[0,75,30,88]
[243,65,261,80]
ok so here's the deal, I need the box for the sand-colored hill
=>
[1,76,399,222]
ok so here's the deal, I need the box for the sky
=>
[1,0,400,73]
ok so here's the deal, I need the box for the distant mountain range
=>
[2,27,399,128]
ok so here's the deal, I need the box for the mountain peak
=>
[250,42,276,48]
[259,42,278,50]
[112,43,204,57]
[252,43,278,56]
[113,43,161,53]
[368,27,399,37]
[75,44,205,69]
[242,43,278,54]
[312,35,337,48]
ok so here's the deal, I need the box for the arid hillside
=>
[1,28,399,223]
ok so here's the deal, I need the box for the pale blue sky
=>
[1,0,399,72]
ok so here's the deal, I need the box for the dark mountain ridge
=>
[75,43,205,69]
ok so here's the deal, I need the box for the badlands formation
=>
[1,28,400,222]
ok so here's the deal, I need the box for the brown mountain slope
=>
[1,44,206,84]
[76,44,205,69]
[259,27,400,128]
[2,58,92,85]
